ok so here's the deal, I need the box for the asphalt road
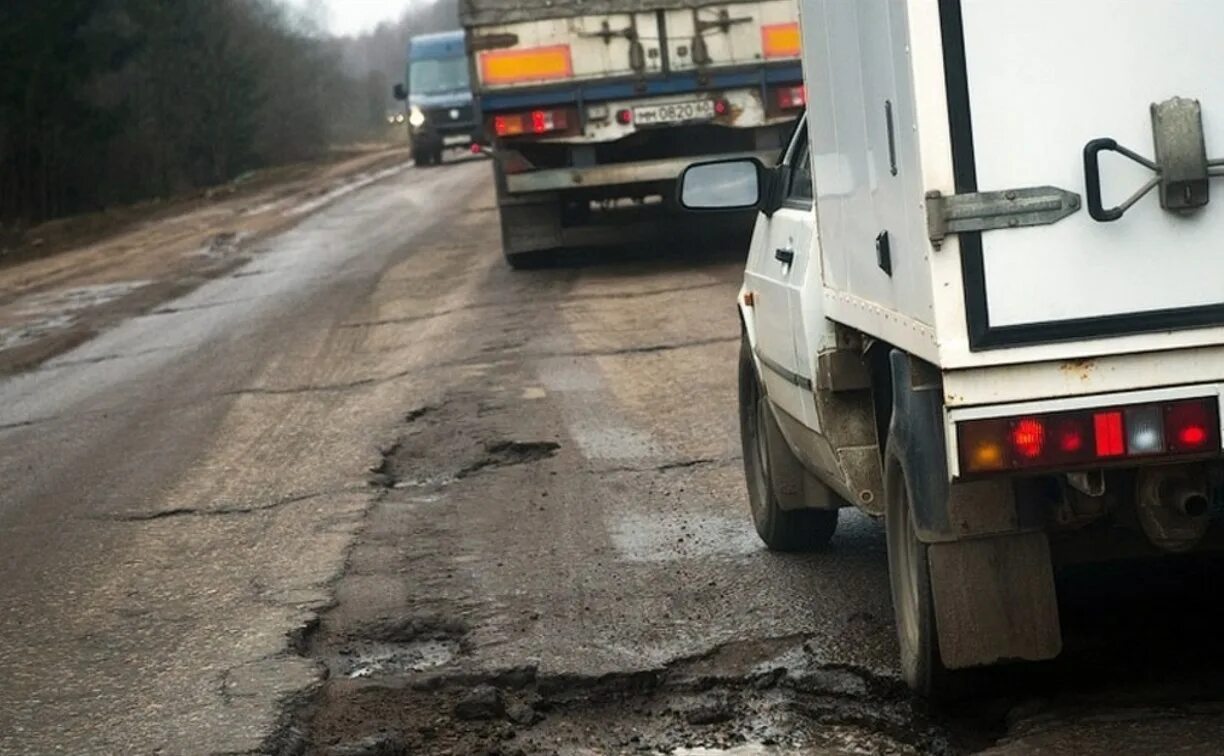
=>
[4,157,1224,755]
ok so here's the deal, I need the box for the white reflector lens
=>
[1125,406,1165,455]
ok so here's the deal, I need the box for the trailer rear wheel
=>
[740,335,838,552]
[884,453,948,699]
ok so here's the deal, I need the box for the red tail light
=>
[1167,400,1215,453]
[615,108,633,125]
[958,398,1220,475]
[776,85,806,110]
[1011,418,1045,460]
[493,108,571,138]
[1093,411,1125,457]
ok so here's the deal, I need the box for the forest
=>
[0,0,457,227]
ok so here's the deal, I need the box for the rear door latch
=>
[1084,96,1224,222]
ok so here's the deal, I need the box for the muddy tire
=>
[739,335,838,552]
[884,448,949,699]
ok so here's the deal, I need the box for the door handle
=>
[774,247,795,264]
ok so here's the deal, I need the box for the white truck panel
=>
[799,0,1224,404]
[801,0,938,365]
[963,0,1224,329]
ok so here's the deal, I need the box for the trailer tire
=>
[740,335,838,552]
[884,448,949,699]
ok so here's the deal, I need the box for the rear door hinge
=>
[925,186,1082,247]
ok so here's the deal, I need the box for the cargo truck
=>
[680,0,1224,697]
[459,0,805,267]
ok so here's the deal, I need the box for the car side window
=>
[786,129,813,204]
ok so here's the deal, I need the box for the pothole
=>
[455,440,561,478]
[329,615,471,681]
[367,401,561,490]
[304,637,978,756]
[341,638,460,678]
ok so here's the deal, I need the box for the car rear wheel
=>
[884,452,950,698]
[739,335,838,552]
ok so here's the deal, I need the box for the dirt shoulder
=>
[0,145,413,375]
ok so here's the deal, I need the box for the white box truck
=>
[680,0,1224,696]
[460,0,806,267]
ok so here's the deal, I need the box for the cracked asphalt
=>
[6,156,1224,755]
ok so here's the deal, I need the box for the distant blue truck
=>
[393,30,480,166]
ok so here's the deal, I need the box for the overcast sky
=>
[287,0,413,36]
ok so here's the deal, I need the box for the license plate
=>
[443,135,470,146]
[632,99,715,126]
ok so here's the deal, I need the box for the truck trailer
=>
[680,0,1224,696]
[460,0,805,267]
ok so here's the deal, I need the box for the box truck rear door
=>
[946,0,1224,350]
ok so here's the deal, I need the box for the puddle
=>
[341,639,459,679]
[15,281,150,316]
[0,314,77,351]
[289,165,407,217]
[193,231,247,258]
[672,747,812,756]
[0,281,152,353]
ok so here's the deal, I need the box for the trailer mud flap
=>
[928,532,1062,669]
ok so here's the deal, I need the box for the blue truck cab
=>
[394,30,478,166]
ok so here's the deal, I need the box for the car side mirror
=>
[677,158,766,212]
[393,83,408,101]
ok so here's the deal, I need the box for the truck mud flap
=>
[887,351,952,540]
[928,532,1062,669]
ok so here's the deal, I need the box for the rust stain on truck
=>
[1061,358,1096,381]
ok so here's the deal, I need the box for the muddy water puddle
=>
[0,281,151,351]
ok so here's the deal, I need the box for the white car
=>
[681,0,1224,697]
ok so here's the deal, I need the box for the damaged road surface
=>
[6,158,1224,756]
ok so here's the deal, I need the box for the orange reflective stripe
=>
[761,22,801,59]
[480,45,573,85]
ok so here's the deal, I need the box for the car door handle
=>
[774,247,795,264]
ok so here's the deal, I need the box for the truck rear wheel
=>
[739,335,838,552]
[884,452,948,699]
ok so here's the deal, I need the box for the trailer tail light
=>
[776,85,806,110]
[480,45,573,86]
[493,108,570,137]
[957,398,1220,475]
[616,108,632,125]
[762,22,801,59]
